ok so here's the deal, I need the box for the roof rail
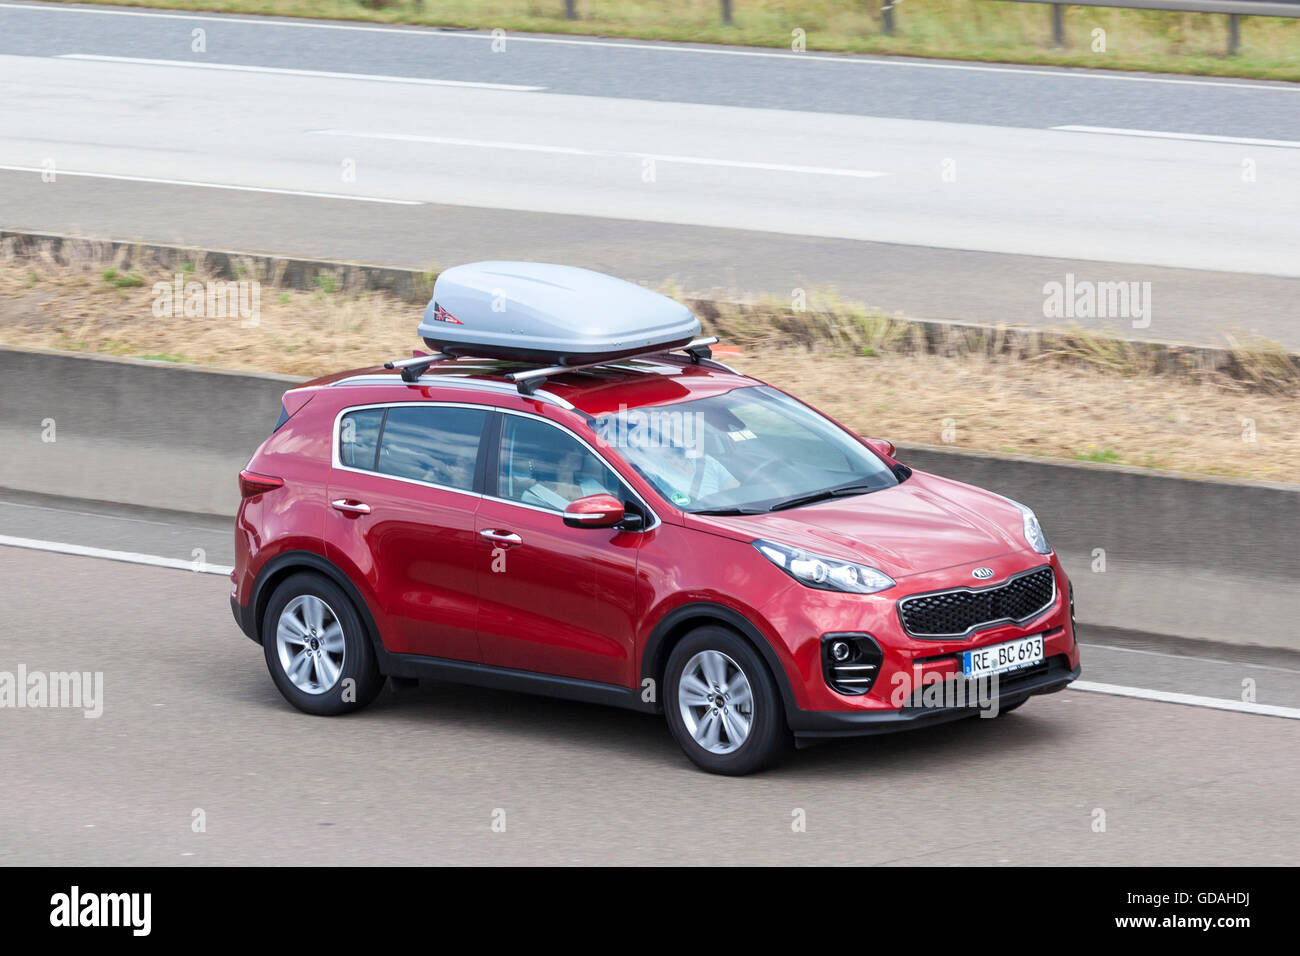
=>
[505,336,718,396]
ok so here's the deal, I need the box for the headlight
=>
[1004,498,1050,554]
[754,539,895,594]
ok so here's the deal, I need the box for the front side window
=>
[496,414,623,511]
[592,385,898,514]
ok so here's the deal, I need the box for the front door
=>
[475,412,642,687]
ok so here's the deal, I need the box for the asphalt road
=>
[1,3,1298,345]
[2,495,1299,865]
[3,1,1298,135]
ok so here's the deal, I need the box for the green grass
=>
[1075,446,1123,464]
[136,352,189,363]
[48,0,1300,81]
[102,268,145,288]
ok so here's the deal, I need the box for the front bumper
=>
[788,657,1081,739]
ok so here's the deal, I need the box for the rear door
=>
[474,410,645,687]
[326,401,492,662]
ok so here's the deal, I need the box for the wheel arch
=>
[641,602,800,721]
[251,551,391,670]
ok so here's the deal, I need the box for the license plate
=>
[962,634,1044,680]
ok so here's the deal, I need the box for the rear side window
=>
[377,406,487,491]
[339,408,384,469]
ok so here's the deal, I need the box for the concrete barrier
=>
[1,345,1295,650]
[0,346,292,515]
[898,445,1299,649]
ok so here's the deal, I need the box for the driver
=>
[640,436,738,506]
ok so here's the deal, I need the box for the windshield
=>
[592,385,898,514]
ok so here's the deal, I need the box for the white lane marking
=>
[1053,125,1300,148]
[0,535,233,575]
[0,165,424,205]
[1079,642,1300,675]
[310,129,889,178]
[1072,680,1300,720]
[5,2,1296,93]
[57,53,546,91]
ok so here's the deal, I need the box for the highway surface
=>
[1,3,1298,345]
[1,491,1298,865]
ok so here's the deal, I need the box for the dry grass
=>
[0,242,422,378]
[2,241,1297,484]
[730,349,1298,483]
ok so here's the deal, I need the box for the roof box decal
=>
[417,261,701,366]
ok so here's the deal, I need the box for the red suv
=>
[232,350,1080,774]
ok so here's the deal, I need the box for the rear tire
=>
[664,626,791,775]
[262,573,384,716]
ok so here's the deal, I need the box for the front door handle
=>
[479,529,522,546]
[331,499,372,515]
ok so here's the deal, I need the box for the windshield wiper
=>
[767,483,878,512]
[692,506,767,516]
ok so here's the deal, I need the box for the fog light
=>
[821,633,884,696]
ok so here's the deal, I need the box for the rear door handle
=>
[331,499,372,515]
[479,529,522,546]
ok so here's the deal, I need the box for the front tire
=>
[664,626,790,775]
[262,573,384,716]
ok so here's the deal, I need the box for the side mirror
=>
[865,437,896,459]
[563,493,625,529]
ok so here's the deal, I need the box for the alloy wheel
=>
[677,649,754,754]
[275,594,346,695]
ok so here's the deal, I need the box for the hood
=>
[684,471,1029,579]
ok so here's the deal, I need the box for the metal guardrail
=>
[554,3,1299,55]
[993,0,1300,55]
[707,1,1300,55]
[1011,0,1300,12]
[982,0,1300,54]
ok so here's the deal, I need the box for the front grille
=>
[898,566,1056,638]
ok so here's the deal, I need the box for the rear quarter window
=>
[338,408,384,469]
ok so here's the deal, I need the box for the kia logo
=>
[972,567,995,580]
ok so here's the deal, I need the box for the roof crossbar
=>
[505,336,719,396]
[384,351,452,383]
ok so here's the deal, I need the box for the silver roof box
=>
[418,262,700,366]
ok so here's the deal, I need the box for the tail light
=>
[239,470,284,498]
